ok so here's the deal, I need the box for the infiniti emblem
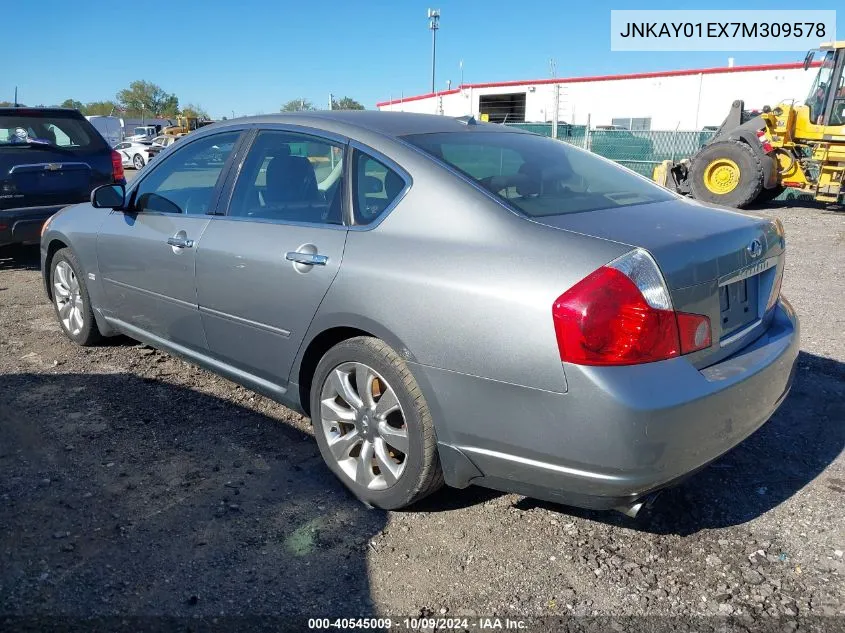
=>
[747,239,763,259]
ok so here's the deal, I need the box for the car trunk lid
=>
[529,198,785,365]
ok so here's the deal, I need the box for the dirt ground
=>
[0,201,843,631]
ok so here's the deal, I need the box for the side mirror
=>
[91,184,125,209]
[803,50,815,71]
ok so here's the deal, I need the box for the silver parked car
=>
[40,112,799,514]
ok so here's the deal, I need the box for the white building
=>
[377,61,816,130]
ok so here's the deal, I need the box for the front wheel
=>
[132,153,145,170]
[50,248,101,346]
[311,337,443,509]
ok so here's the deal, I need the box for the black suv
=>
[1,107,124,248]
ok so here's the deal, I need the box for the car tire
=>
[311,336,444,509]
[50,248,102,346]
[132,154,145,170]
[689,141,764,208]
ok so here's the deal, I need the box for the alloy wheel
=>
[319,361,409,490]
[54,260,84,336]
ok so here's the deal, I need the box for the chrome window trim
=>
[209,214,347,232]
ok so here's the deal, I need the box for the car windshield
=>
[0,112,103,149]
[133,127,151,135]
[403,131,673,217]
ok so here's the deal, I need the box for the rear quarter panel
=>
[303,138,631,394]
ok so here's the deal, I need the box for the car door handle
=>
[167,236,194,248]
[285,252,328,266]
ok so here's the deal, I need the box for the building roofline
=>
[376,61,819,108]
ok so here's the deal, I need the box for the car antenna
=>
[455,115,476,126]
[14,86,18,107]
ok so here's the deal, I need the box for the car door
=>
[195,128,348,387]
[96,129,243,350]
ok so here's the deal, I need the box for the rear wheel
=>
[690,141,764,208]
[311,336,443,509]
[132,153,145,170]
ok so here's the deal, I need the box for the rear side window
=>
[353,152,406,225]
[0,112,104,150]
[404,131,672,217]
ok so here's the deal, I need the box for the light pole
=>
[428,9,440,94]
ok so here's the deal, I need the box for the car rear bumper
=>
[415,298,799,511]
[0,205,65,248]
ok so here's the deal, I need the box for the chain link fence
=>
[505,123,715,177]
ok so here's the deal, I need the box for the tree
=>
[84,100,119,116]
[281,98,315,112]
[331,96,365,110]
[116,80,179,117]
[60,98,85,111]
[181,103,210,119]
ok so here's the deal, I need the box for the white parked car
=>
[150,135,178,148]
[114,141,151,170]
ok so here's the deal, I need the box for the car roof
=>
[217,111,526,139]
[0,107,84,117]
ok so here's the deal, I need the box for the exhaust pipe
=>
[614,491,662,518]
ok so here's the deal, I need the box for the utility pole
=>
[14,86,18,107]
[428,9,440,94]
[329,93,334,110]
[550,59,559,139]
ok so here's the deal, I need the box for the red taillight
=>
[552,255,712,366]
[111,150,125,182]
[756,129,774,153]
[553,267,681,366]
[676,312,712,355]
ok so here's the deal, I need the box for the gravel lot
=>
[0,200,843,630]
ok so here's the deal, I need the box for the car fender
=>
[41,206,116,336]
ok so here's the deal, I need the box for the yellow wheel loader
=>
[654,41,845,207]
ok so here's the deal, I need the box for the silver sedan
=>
[40,112,799,514]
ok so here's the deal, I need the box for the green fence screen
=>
[504,122,809,201]
[505,123,715,176]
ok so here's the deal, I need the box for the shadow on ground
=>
[514,351,845,535]
[0,372,386,618]
[0,245,40,272]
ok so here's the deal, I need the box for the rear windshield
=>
[403,131,673,216]
[0,112,105,150]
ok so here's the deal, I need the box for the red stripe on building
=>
[376,61,820,108]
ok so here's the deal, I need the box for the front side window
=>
[353,151,406,224]
[132,131,240,215]
[228,130,345,224]
[404,131,672,217]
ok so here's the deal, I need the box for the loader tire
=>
[689,141,764,208]
[755,186,786,205]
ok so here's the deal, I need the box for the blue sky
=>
[2,0,841,118]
